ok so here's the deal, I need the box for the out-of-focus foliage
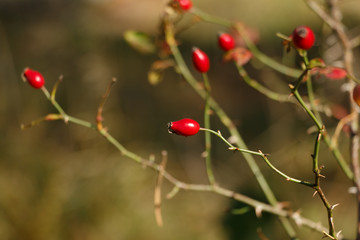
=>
[1,0,360,239]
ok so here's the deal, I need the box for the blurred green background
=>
[1,0,360,239]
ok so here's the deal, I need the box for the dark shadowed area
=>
[1,0,360,239]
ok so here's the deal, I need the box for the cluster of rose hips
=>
[168,25,318,137]
[22,22,359,138]
[192,33,236,73]
[167,32,237,136]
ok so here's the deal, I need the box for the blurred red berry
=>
[22,68,45,89]
[167,118,200,136]
[292,26,315,50]
[218,32,235,51]
[177,0,192,10]
[192,47,210,73]
[353,85,360,107]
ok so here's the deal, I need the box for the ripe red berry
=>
[292,26,315,50]
[353,85,360,107]
[167,118,200,136]
[22,68,45,89]
[192,47,210,73]
[218,32,235,51]
[176,0,193,11]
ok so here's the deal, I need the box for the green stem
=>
[42,87,66,117]
[42,87,96,129]
[303,54,323,124]
[300,55,353,180]
[236,65,293,103]
[311,131,337,239]
[292,69,309,93]
[67,116,96,129]
[305,72,323,124]
[99,128,143,163]
[261,154,313,187]
[292,90,323,130]
[200,128,263,156]
[312,130,322,174]
[323,136,353,179]
[202,73,216,185]
[192,8,232,27]
[201,128,313,187]
[301,52,337,239]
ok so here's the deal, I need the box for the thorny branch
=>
[305,0,360,238]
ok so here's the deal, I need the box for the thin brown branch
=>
[154,150,168,227]
[96,78,117,131]
[331,112,357,149]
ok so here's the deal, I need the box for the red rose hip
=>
[292,26,315,50]
[192,47,210,73]
[218,32,235,51]
[167,118,200,136]
[353,85,360,107]
[22,68,45,89]
[176,0,192,11]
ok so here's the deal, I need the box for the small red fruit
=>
[167,118,200,136]
[218,32,235,51]
[192,47,210,73]
[22,68,45,89]
[353,85,360,107]
[176,0,193,11]
[292,26,315,50]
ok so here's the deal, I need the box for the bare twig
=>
[96,78,117,131]
[305,0,359,238]
[154,150,168,227]
[331,112,357,148]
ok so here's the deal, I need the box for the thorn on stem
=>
[258,150,270,157]
[336,230,342,239]
[319,173,326,179]
[64,115,69,124]
[166,186,180,199]
[255,206,263,218]
[331,203,340,210]
[322,231,336,239]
